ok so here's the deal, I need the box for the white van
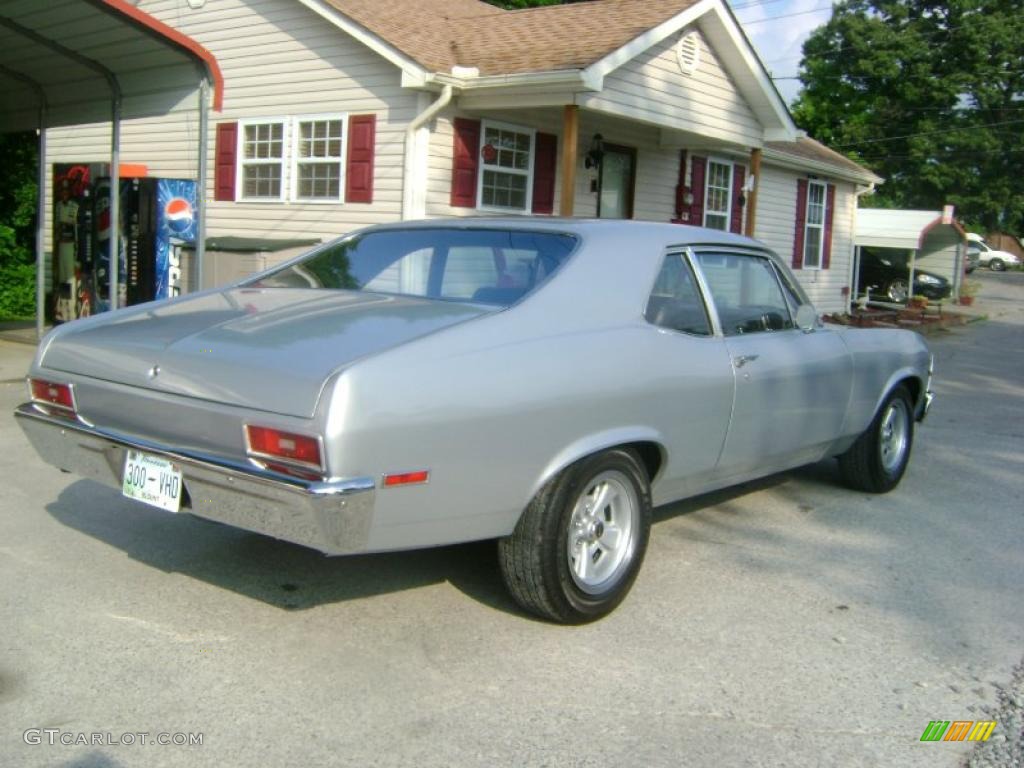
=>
[966,233,1020,271]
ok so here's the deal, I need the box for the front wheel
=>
[838,385,915,493]
[989,258,1005,272]
[885,278,909,303]
[498,448,652,623]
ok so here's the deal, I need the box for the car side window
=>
[695,252,794,335]
[644,253,712,336]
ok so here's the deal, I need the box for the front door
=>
[693,250,854,478]
[597,145,636,219]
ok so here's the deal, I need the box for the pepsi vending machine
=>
[120,178,197,305]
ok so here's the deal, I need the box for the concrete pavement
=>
[0,274,1021,767]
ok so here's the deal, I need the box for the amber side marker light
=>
[29,378,76,413]
[244,425,324,477]
[383,470,430,487]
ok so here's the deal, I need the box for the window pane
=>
[704,213,728,231]
[481,170,528,210]
[483,126,531,172]
[297,163,341,199]
[645,254,710,335]
[696,252,793,335]
[244,123,283,161]
[704,160,733,229]
[243,164,282,198]
[297,120,343,159]
[804,225,822,268]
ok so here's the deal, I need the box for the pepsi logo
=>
[164,197,194,234]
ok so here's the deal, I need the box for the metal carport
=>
[0,0,223,338]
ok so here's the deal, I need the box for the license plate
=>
[122,450,183,513]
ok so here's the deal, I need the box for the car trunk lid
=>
[41,288,490,418]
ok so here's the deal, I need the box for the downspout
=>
[850,182,876,312]
[402,84,453,220]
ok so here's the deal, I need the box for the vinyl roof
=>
[0,0,223,133]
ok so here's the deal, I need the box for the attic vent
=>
[676,31,701,75]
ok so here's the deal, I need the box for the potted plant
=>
[908,295,929,309]
[959,280,980,306]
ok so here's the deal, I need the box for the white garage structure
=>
[854,208,968,302]
[0,0,223,338]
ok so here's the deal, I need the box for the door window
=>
[695,252,794,335]
[597,145,636,219]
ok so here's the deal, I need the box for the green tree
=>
[0,131,38,318]
[792,0,1024,234]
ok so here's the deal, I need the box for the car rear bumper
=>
[14,403,375,555]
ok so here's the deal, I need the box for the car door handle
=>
[733,354,759,369]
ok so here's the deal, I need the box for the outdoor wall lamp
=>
[584,133,605,169]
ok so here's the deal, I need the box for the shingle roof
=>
[766,137,880,181]
[322,0,700,75]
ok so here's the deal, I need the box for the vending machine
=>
[120,177,197,305]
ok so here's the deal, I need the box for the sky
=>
[727,0,838,105]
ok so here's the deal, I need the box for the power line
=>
[742,4,835,26]
[830,118,1024,149]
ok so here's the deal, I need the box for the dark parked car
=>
[857,251,951,302]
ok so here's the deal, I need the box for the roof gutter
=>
[762,146,883,186]
[402,84,454,220]
[422,68,601,92]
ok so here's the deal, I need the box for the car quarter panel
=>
[318,227,737,551]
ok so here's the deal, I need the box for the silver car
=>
[16,220,933,623]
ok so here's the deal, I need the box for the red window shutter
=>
[822,183,837,269]
[673,150,688,222]
[450,118,481,208]
[214,122,237,202]
[792,178,809,269]
[730,165,746,234]
[531,132,557,214]
[689,155,706,226]
[345,114,376,204]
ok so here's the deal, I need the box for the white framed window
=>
[292,115,346,203]
[803,181,827,269]
[238,119,287,201]
[477,120,535,213]
[703,158,733,231]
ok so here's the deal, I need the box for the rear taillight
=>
[29,378,76,413]
[244,425,324,476]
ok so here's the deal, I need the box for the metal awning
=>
[0,0,223,337]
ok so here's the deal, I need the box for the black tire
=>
[989,258,1005,272]
[498,448,652,624]
[838,385,915,493]
[886,278,909,303]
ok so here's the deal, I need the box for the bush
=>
[0,261,36,319]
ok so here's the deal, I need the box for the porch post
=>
[744,147,762,237]
[560,105,578,217]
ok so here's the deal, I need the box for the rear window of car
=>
[249,228,578,307]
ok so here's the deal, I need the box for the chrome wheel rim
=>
[566,470,638,595]
[888,280,909,302]
[879,399,910,473]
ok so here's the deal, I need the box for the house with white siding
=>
[45,0,881,314]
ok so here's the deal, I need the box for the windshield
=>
[249,227,578,307]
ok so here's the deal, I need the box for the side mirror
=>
[795,304,817,332]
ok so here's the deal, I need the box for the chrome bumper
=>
[919,390,934,421]
[14,403,375,555]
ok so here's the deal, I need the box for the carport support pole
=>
[36,115,46,340]
[907,250,917,304]
[560,105,578,217]
[195,79,209,292]
[109,97,121,311]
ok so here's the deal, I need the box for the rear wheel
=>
[989,258,1005,272]
[885,278,909,303]
[838,385,914,493]
[498,448,652,623]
